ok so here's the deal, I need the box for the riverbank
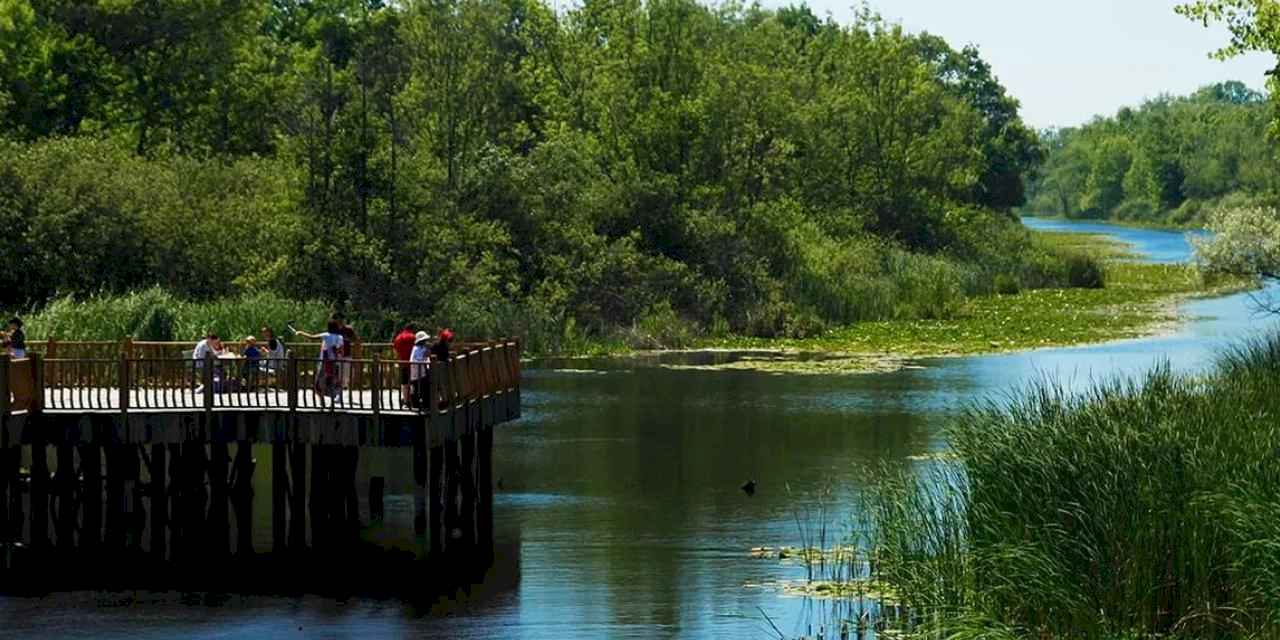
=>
[583,230,1254,374]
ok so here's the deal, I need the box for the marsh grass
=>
[861,334,1280,638]
[13,288,334,342]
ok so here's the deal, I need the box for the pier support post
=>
[444,439,460,550]
[55,444,75,551]
[0,442,7,545]
[413,428,426,535]
[209,442,230,557]
[232,443,254,556]
[79,445,101,552]
[460,428,477,549]
[151,444,166,560]
[478,424,494,557]
[31,443,49,551]
[272,443,287,552]
[289,443,306,551]
[309,444,327,550]
[429,444,444,555]
[165,444,183,558]
[5,446,21,544]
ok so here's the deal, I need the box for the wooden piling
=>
[414,428,426,535]
[165,444,183,558]
[309,444,326,550]
[5,446,21,544]
[429,443,444,555]
[478,424,494,555]
[55,444,75,550]
[151,444,167,559]
[232,443,254,556]
[80,444,101,551]
[444,439,460,549]
[31,443,49,551]
[209,442,230,556]
[289,443,306,550]
[460,428,477,549]
[0,443,7,545]
[272,443,287,552]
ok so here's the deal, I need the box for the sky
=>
[766,0,1277,129]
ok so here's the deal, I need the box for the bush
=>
[1066,252,1105,288]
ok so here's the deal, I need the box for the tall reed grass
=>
[864,334,1280,638]
[12,288,334,342]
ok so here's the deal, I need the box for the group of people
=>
[190,314,456,409]
[393,324,453,409]
[1,317,25,358]
[192,326,289,393]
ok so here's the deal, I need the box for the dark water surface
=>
[2,218,1276,639]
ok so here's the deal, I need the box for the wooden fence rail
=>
[3,340,521,418]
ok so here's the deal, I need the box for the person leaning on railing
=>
[261,326,286,375]
[3,317,25,358]
[192,332,226,393]
[295,320,344,401]
[410,330,431,409]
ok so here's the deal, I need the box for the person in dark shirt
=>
[241,336,263,389]
[431,328,454,363]
[333,313,358,387]
[6,317,25,358]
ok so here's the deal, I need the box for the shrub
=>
[1066,252,1105,288]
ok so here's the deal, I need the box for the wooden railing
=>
[2,340,521,417]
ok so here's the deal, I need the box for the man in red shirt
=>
[393,323,418,407]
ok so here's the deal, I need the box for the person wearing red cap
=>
[430,328,454,363]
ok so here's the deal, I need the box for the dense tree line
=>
[0,0,1060,347]
[1025,81,1278,226]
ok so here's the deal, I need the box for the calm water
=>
[2,218,1276,639]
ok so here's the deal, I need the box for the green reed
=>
[863,334,1280,639]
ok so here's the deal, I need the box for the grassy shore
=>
[668,231,1253,372]
[860,334,1280,638]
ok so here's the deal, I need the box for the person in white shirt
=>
[192,333,225,393]
[261,326,287,373]
[410,331,431,409]
[296,320,344,401]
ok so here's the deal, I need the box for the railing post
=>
[119,353,130,414]
[286,352,298,413]
[0,354,9,418]
[371,354,381,417]
[203,352,215,412]
[122,336,134,360]
[30,353,43,414]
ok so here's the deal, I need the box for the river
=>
[1,218,1276,639]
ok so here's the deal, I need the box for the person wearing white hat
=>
[409,330,432,409]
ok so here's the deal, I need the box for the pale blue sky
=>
[765,0,1276,128]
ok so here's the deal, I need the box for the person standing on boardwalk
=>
[261,326,286,374]
[5,317,25,358]
[296,320,345,402]
[410,330,432,410]
[431,328,454,363]
[393,323,418,407]
[333,313,358,388]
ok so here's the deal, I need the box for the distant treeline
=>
[1025,81,1279,227]
[1,0,1073,349]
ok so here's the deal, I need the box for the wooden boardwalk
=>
[0,340,522,588]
